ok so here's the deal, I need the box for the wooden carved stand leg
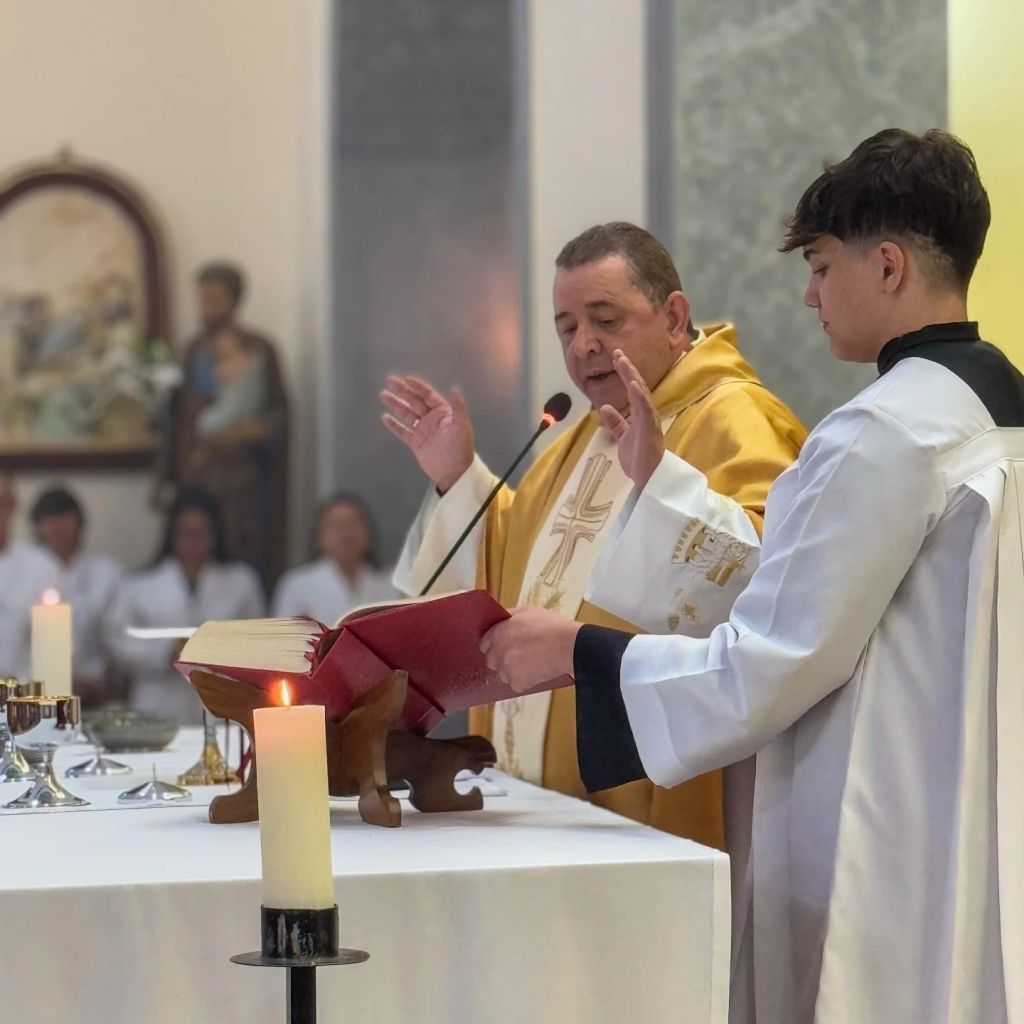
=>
[188,669,265,825]
[326,671,408,828]
[188,668,497,828]
[386,732,496,814]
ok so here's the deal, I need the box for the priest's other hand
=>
[598,350,665,491]
[380,375,475,492]
[480,606,583,694]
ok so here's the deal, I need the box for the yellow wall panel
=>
[950,0,1024,365]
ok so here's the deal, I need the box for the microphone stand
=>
[419,418,553,596]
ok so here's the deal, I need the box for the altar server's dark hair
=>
[782,129,990,291]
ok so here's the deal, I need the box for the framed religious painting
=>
[0,152,176,468]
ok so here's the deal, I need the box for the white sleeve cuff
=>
[391,454,496,595]
[586,451,761,636]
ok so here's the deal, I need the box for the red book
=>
[175,590,570,734]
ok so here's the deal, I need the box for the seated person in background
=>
[30,486,122,706]
[0,472,59,680]
[272,493,396,623]
[106,487,264,724]
[195,327,267,440]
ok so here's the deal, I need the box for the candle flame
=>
[41,588,61,606]
[278,680,292,708]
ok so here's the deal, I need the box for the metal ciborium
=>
[178,712,238,786]
[0,679,33,783]
[5,696,89,808]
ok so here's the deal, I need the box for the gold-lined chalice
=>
[5,696,89,808]
[177,712,238,786]
[0,680,33,783]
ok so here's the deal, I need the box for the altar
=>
[0,729,730,1023]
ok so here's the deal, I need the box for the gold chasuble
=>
[468,324,806,846]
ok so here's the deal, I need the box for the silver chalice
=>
[5,696,89,808]
[0,679,32,783]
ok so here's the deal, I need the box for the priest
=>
[382,222,806,846]
[480,129,1023,1023]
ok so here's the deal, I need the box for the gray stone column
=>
[651,0,947,426]
[328,0,525,560]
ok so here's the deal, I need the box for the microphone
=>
[419,392,572,596]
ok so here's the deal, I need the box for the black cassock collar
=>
[875,320,1024,427]
[877,321,980,376]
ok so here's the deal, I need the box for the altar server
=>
[482,128,1023,1024]
[107,488,264,724]
[383,223,806,846]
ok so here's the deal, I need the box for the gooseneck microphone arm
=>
[418,394,571,597]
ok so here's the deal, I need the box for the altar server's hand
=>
[598,350,664,491]
[380,375,475,492]
[480,606,582,694]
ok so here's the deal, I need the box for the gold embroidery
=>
[667,600,700,632]
[527,578,565,611]
[672,518,753,587]
[501,697,524,779]
[508,449,623,783]
[538,453,615,589]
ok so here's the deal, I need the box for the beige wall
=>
[949,0,1024,366]
[0,0,330,570]
[523,0,648,427]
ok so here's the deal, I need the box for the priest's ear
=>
[876,240,908,295]
[663,290,693,348]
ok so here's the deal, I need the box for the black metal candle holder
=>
[232,905,368,1023]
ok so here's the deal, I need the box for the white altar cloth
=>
[0,730,729,1023]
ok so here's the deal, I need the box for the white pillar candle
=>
[31,589,72,695]
[252,683,334,910]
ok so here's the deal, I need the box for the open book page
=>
[178,617,328,674]
[334,589,468,627]
[172,591,566,729]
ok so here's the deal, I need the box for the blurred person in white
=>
[107,487,264,723]
[272,494,395,624]
[0,472,59,679]
[30,486,122,706]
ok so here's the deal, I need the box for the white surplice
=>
[611,357,1024,1023]
[55,551,123,684]
[0,541,60,680]
[106,558,265,724]
[586,449,762,637]
[271,558,397,624]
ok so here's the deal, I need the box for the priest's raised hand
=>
[598,350,666,491]
[380,375,474,493]
[480,605,582,695]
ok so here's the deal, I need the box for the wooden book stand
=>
[188,669,496,828]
